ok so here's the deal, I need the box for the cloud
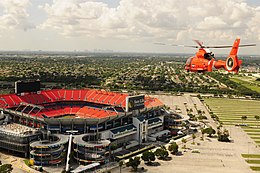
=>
[38,0,259,43]
[0,0,35,31]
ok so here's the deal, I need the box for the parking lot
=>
[112,94,258,173]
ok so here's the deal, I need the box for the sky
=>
[0,0,259,55]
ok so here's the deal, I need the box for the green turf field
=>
[247,160,260,164]
[242,154,260,171]
[250,166,260,171]
[204,98,260,126]
[206,98,260,171]
[242,154,260,159]
[231,77,260,93]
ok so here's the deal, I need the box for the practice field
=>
[204,98,260,127]
[205,98,260,171]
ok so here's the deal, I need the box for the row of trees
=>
[241,115,260,123]
[209,73,260,97]
[0,161,13,173]
[217,129,230,142]
[201,126,230,142]
[125,142,179,171]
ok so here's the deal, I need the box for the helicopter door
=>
[185,57,192,66]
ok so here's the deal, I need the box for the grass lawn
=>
[205,98,260,151]
[250,166,260,171]
[244,129,260,132]
[231,77,260,93]
[242,154,260,159]
[251,137,260,140]
[204,98,260,127]
[246,160,260,164]
[247,133,260,136]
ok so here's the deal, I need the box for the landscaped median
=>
[116,145,155,161]
[116,134,189,162]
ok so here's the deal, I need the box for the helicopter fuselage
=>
[185,39,245,73]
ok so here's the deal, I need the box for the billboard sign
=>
[126,95,145,112]
[15,80,41,94]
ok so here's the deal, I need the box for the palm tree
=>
[201,130,205,141]
[192,134,196,144]
[181,138,187,149]
[255,115,260,127]
[241,116,247,124]
[119,160,124,173]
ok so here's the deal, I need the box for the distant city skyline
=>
[0,0,259,55]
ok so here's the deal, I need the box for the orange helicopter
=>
[156,38,256,73]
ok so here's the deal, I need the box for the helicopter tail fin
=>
[225,38,242,73]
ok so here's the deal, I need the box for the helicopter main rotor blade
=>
[193,40,204,48]
[154,43,198,48]
[203,46,233,48]
[238,44,256,47]
[154,42,167,45]
[203,44,256,48]
[171,44,199,48]
[154,42,256,49]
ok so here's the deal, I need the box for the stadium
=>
[0,81,167,167]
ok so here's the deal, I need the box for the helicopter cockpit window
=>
[204,53,214,60]
[186,57,192,65]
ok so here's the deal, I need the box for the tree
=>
[255,115,260,127]
[119,160,124,173]
[126,157,141,172]
[241,116,247,123]
[218,129,230,142]
[202,127,216,137]
[168,142,178,154]
[154,146,169,160]
[0,164,13,173]
[39,166,43,172]
[201,130,205,141]
[181,138,187,149]
[192,134,196,144]
[141,151,155,165]
[198,115,207,120]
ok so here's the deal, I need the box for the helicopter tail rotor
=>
[212,38,245,73]
[225,38,242,73]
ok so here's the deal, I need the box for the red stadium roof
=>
[0,89,164,119]
[144,96,164,108]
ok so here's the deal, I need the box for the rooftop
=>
[0,123,39,136]
[0,89,164,119]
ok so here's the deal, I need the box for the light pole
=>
[248,141,250,161]
[0,98,6,112]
